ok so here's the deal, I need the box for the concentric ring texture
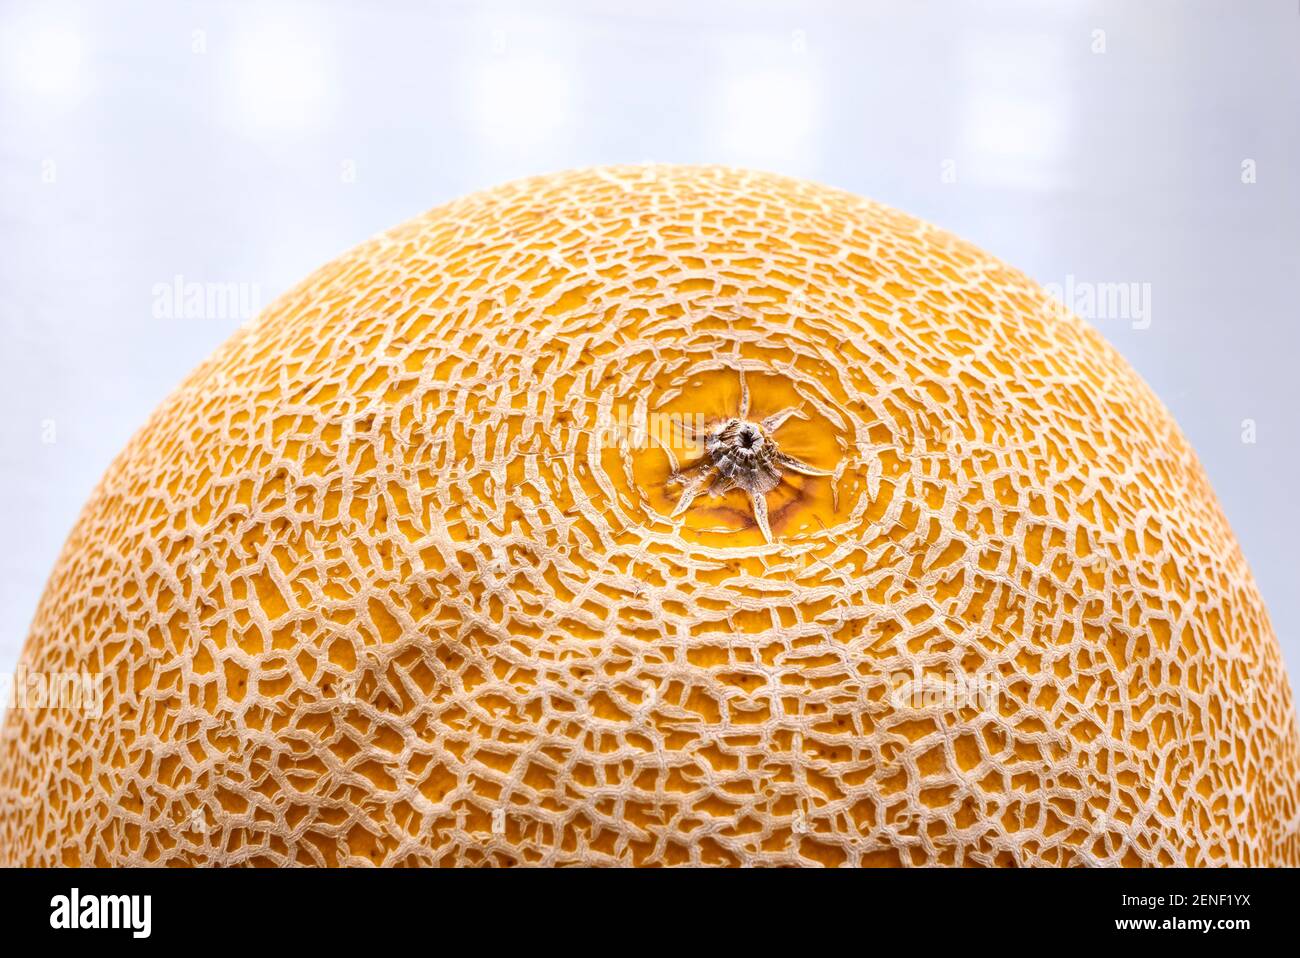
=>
[1,165,1296,866]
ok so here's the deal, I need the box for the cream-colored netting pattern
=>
[1,165,1296,866]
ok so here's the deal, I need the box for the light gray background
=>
[1,0,1297,704]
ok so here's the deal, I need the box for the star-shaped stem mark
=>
[665,369,832,543]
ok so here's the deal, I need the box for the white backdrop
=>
[1,0,1297,704]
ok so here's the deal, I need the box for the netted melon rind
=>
[1,165,1296,867]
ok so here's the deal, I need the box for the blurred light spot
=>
[227,19,330,131]
[473,55,572,148]
[958,32,1070,191]
[707,37,821,171]
[6,19,84,100]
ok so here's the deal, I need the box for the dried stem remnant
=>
[668,370,832,542]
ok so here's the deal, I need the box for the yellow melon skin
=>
[2,165,1297,867]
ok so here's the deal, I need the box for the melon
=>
[1,165,1296,866]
